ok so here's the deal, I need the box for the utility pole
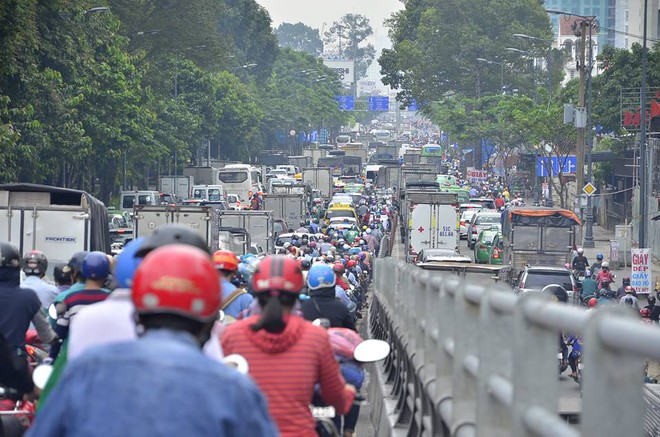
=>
[640,0,649,248]
[575,20,588,197]
[583,21,595,248]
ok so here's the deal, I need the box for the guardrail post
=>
[511,293,558,436]
[435,276,460,432]
[476,288,517,436]
[451,281,482,435]
[581,307,645,437]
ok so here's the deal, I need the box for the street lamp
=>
[547,9,598,247]
[476,58,504,93]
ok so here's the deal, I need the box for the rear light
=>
[573,284,578,294]
[519,281,525,289]
[492,248,500,259]
[460,220,465,226]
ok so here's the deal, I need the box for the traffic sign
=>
[536,155,578,177]
[407,99,418,111]
[334,95,354,111]
[368,96,389,112]
[583,182,597,196]
[320,128,328,144]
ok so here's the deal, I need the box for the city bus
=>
[217,164,262,201]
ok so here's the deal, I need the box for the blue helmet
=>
[82,251,110,280]
[114,237,145,288]
[596,253,604,260]
[307,263,337,290]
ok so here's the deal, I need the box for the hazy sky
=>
[256,0,403,47]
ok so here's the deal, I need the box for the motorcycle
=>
[0,387,35,437]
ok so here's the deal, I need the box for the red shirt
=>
[495,197,505,208]
[221,315,354,437]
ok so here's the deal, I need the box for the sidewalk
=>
[579,224,660,290]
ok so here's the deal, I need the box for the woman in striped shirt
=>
[222,255,355,437]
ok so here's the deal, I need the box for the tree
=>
[380,0,553,105]
[275,23,323,57]
[324,14,375,79]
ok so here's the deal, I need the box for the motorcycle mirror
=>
[217,310,225,323]
[223,354,249,375]
[312,318,331,329]
[32,363,54,390]
[353,339,391,363]
[48,303,58,320]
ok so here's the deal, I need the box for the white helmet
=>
[601,261,609,269]
[577,248,584,254]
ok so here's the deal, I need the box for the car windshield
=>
[481,231,498,244]
[326,210,354,219]
[227,195,238,203]
[462,211,477,221]
[525,272,573,290]
[476,215,500,225]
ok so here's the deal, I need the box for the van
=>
[276,165,297,176]
[191,185,226,202]
[120,191,161,213]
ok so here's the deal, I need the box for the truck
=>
[404,191,459,263]
[159,175,193,201]
[133,205,212,246]
[302,168,333,198]
[183,166,220,186]
[499,207,581,284]
[0,183,111,274]
[371,144,398,162]
[263,193,305,227]
[339,143,368,163]
[288,155,313,170]
[210,210,275,255]
[303,147,328,166]
[401,169,438,193]
[403,150,422,165]
[381,165,402,192]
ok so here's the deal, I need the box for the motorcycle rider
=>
[212,250,253,320]
[20,250,58,310]
[301,263,356,330]
[221,255,355,437]
[596,262,615,289]
[580,270,599,304]
[591,253,604,276]
[619,285,640,311]
[53,263,73,293]
[29,245,278,437]
[572,248,589,276]
[566,333,584,382]
[616,277,632,299]
[644,295,656,314]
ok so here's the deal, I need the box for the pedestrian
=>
[28,245,278,437]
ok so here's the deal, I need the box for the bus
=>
[372,130,392,143]
[421,144,443,158]
[217,164,262,201]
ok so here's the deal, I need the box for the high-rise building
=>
[544,0,616,52]
[622,0,660,48]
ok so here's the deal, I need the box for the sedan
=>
[473,228,500,264]
[459,210,478,240]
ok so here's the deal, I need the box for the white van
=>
[191,185,226,202]
[120,191,161,213]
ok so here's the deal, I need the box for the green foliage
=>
[324,14,375,79]
[276,23,323,57]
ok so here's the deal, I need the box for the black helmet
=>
[21,250,48,276]
[0,242,21,269]
[541,284,568,303]
[648,295,657,306]
[135,224,209,257]
[53,263,73,285]
[300,260,311,270]
[68,251,89,274]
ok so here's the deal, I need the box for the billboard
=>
[323,59,355,86]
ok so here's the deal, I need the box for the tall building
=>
[623,0,660,48]
[544,0,616,52]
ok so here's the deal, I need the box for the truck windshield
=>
[218,171,248,183]
[207,189,222,201]
[122,197,135,209]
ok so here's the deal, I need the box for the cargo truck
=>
[288,155,313,170]
[404,191,459,263]
[210,210,274,255]
[263,193,305,227]
[303,148,328,166]
[133,205,212,246]
[302,168,333,198]
[159,175,193,201]
[0,183,110,274]
[183,166,220,186]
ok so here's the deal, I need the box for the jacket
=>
[28,329,277,437]
[221,315,354,437]
[301,288,356,330]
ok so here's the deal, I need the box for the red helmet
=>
[212,250,238,272]
[333,262,345,275]
[327,328,363,361]
[251,255,303,294]
[346,260,356,268]
[132,245,221,322]
[641,308,652,318]
[588,297,598,308]
[625,285,635,293]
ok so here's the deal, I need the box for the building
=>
[545,0,616,52]
[618,0,660,48]
[555,16,600,87]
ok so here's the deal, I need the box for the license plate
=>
[310,406,336,418]
[578,363,584,370]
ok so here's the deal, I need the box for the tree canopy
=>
[324,14,375,79]
[275,22,323,57]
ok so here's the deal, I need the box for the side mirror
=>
[353,339,391,363]
[48,303,58,320]
[33,362,54,389]
[223,354,249,375]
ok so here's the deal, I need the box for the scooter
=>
[0,387,35,437]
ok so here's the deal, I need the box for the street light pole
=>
[640,0,649,248]
[476,58,504,93]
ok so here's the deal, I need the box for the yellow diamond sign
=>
[582,182,597,196]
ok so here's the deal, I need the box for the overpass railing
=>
[367,257,660,436]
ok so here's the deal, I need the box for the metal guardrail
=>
[367,257,660,436]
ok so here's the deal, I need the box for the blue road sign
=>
[536,155,578,177]
[320,128,328,144]
[407,99,418,111]
[335,95,354,111]
[368,96,390,112]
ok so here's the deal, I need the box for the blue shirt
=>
[21,276,58,309]
[221,278,253,319]
[27,329,278,437]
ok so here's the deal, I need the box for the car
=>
[459,209,478,240]
[467,210,501,249]
[273,219,288,237]
[199,200,230,211]
[469,197,496,210]
[274,232,319,251]
[513,266,579,300]
[266,169,288,179]
[327,217,359,232]
[226,193,245,210]
[473,227,500,264]
[159,193,179,205]
[488,233,504,265]
[415,248,471,265]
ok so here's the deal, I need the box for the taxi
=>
[324,202,359,223]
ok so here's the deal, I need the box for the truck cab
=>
[191,185,226,202]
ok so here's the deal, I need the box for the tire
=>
[1,415,26,437]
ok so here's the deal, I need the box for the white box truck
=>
[159,175,194,201]
[263,194,305,228]
[133,205,212,247]
[0,183,110,274]
[405,191,459,263]
[210,210,274,255]
[302,168,333,198]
